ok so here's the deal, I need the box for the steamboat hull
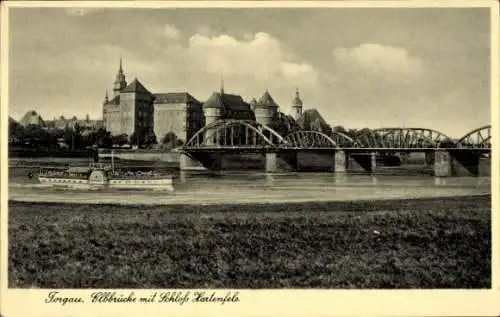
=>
[38,175,175,191]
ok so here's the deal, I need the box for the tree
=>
[439,138,457,149]
[62,126,84,150]
[113,134,129,146]
[21,124,58,149]
[143,128,157,147]
[269,113,300,136]
[129,131,141,146]
[333,125,348,135]
[161,132,177,145]
[9,118,25,144]
[161,132,182,149]
[98,131,113,148]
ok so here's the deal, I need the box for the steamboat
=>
[38,162,175,191]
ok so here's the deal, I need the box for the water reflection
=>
[435,177,447,186]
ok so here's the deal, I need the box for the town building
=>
[19,110,46,126]
[49,115,103,130]
[19,110,103,131]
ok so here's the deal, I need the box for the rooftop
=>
[203,92,252,112]
[154,92,200,104]
[122,78,152,95]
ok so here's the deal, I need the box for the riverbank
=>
[8,195,491,288]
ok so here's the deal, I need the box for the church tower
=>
[292,88,303,120]
[113,57,127,97]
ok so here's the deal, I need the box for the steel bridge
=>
[183,120,491,153]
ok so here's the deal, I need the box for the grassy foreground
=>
[8,195,491,289]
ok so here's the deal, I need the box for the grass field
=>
[8,195,491,289]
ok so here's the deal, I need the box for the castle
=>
[102,59,304,143]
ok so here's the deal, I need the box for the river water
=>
[8,167,491,205]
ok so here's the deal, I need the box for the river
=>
[8,166,491,205]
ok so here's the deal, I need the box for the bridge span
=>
[179,120,491,177]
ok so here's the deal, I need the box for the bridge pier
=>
[478,156,491,176]
[433,150,490,177]
[398,152,410,165]
[334,150,347,172]
[347,152,377,173]
[180,153,207,171]
[450,151,490,177]
[433,150,452,177]
[266,152,298,173]
[180,152,226,171]
[425,151,435,167]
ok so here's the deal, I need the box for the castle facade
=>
[102,59,304,144]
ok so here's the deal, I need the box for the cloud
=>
[164,24,181,39]
[185,32,318,84]
[64,8,102,16]
[333,43,424,79]
[196,25,216,37]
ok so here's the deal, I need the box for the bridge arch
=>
[355,128,456,149]
[184,119,284,148]
[457,125,491,149]
[282,131,356,148]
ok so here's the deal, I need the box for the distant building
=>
[48,115,103,130]
[19,110,45,126]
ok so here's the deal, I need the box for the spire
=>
[295,87,300,98]
[113,56,127,96]
[103,90,109,105]
[220,74,224,94]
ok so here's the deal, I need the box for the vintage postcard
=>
[1,1,499,316]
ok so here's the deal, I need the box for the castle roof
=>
[106,95,120,105]
[256,90,279,109]
[122,78,152,95]
[203,92,252,112]
[154,92,200,104]
[203,92,225,109]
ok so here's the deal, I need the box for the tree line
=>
[8,121,185,151]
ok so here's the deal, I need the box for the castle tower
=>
[120,78,154,136]
[255,90,279,126]
[113,57,127,97]
[203,78,226,125]
[292,88,303,120]
[203,92,224,126]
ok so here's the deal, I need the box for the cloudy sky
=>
[9,6,491,137]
